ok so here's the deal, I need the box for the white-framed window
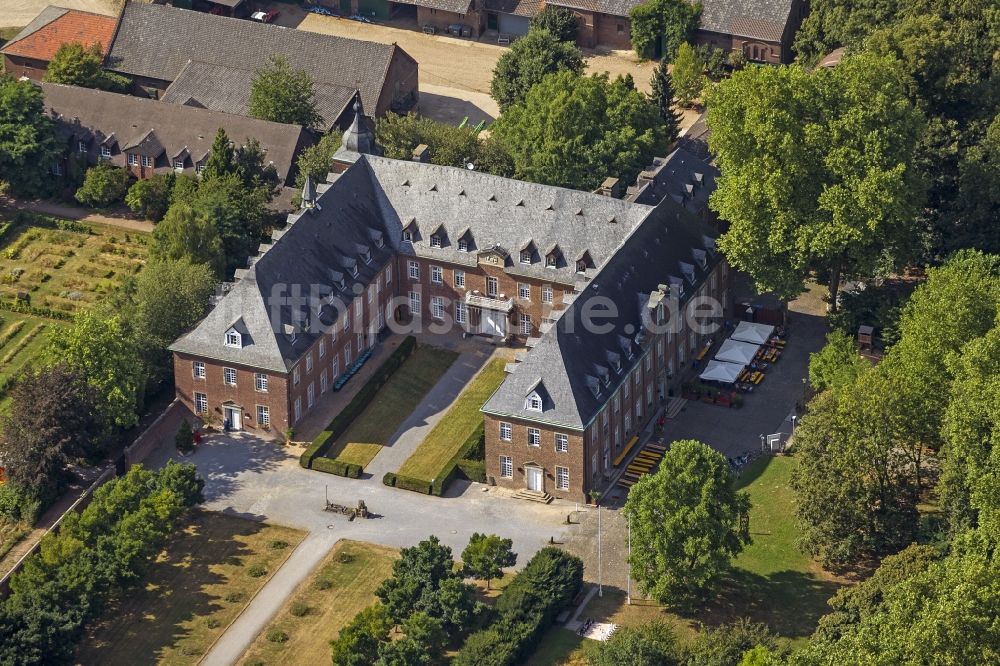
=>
[320,368,328,393]
[431,265,443,284]
[194,392,207,414]
[520,249,531,264]
[635,402,642,419]
[306,353,313,373]
[624,382,630,399]
[500,455,513,478]
[602,411,609,427]
[294,397,302,422]
[343,310,350,332]
[100,145,112,159]
[486,277,498,297]
[344,346,352,366]
[77,140,87,154]
[319,339,326,358]
[518,283,530,300]
[355,298,363,318]
[192,361,205,379]
[454,270,465,288]
[386,264,392,283]
[647,385,654,405]
[331,356,340,378]
[635,370,641,387]
[257,405,270,427]
[51,162,63,176]
[293,367,300,385]
[592,453,599,476]
[542,285,553,304]
[195,162,205,174]
[500,422,512,441]
[555,433,568,453]
[356,333,363,352]
[556,466,569,490]
[409,291,420,314]
[127,153,139,166]
[173,159,184,171]
[521,315,532,335]
[225,330,241,347]
[141,155,153,168]
[307,383,315,408]
[368,284,375,304]
[430,234,442,248]
[431,296,445,319]
[255,373,268,392]
[458,239,469,252]
[527,394,542,411]
[645,355,652,371]
[456,301,467,325]
[625,413,632,433]
[614,395,620,412]
[657,339,664,360]
[546,253,557,268]
[223,367,236,386]
[615,427,621,449]
[528,428,541,446]
[402,229,413,242]
[408,260,420,280]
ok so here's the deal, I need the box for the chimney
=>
[412,144,430,163]
[599,177,622,198]
[637,169,657,187]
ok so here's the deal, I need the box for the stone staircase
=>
[665,397,687,419]
[513,489,553,504]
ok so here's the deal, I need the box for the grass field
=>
[239,540,398,666]
[318,345,459,469]
[0,519,29,563]
[396,358,507,482]
[0,313,62,385]
[0,216,148,315]
[77,511,305,665]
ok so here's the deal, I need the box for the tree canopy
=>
[377,114,512,176]
[707,52,925,309]
[589,620,682,665]
[460,533,517,589]
[492,71,668,191]
[152,203,226,277]
[248,55,324,129]
[0,76,62,197]
[43,41,130,92]
[649,57,683,142]
[624,439,751,606]
[74,163,131,208]
[529,6,580,42]
[490,28,584,111]
[670,42,705,107]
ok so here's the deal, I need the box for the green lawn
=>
[396,358,507,482]
[318,345,459,469]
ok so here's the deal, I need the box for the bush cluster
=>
[453,547,583,665]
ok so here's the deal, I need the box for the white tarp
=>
[731,321,776,345]
[699,360,745,384]
[715,339,762,365]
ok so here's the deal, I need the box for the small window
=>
[403,230,413,242]
[576,260,587,273]
[430,234,442,248]
[192,361,205,379]
[486,277,498,297]
[518,283,530,300]
[409,291,421,314]
[141,155,153,168]
[294,397,302,422]
[386,264,392,284]
[127,153,139,167]
[343,311,351,332]
[77,140,87,154]
[223,367,236,386]
[546,253,557,268]
[306,353,313,373]
[194,392,208,414]
[362,249,372,264]
[500,422,512,441]
[307,383,315,408]
[173,159,184,171]
[293,367,300,385]
[319,339,326,358]
[408,260,420,280]
[521,315,531,335]
[431,265,442,284]
[617,22,625,34]
[368,284,375,304]
[542,285,553,304]
[196,162,205,174]
[431,296,445,319]
[456,301,467,324]
[100,146,112,159]
[51,162,63,176]
[458,239,468,252]
[255,373,268,392]
[454,270,465,288]
[320,368,328,393]
[528,428,541,446]
[527,394,542,411]
[257,405,270,427]
[555,433,568,452]
[225,330,241,348]
[556,466,569,490]
[500,455,513,478]
[520,250,531,264]
[355,298,362,318]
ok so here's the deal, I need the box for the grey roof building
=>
[106,1,419,119]
[625,147,719,215]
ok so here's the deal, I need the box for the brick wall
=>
[378,49,420,116]
[2,55,49,81]
[693,31,785,64]
[485,414,589,502]
[594,13,632,50]
[416,7,482,37]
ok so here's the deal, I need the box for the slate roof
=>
[626,147,719,211]
[1,6,117,61]
[482,0,544,18]
[545,0,643,18]
[698,0,794,42]
[106,1,403,113]
[161,60,356,133]
[363,157,652,285]
[676,112,712,161]
[40,82,306,184]
[405,0,474,13]
[482,197,720,430]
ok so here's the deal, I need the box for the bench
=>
[613,436,640,466]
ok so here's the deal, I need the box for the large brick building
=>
[170,105,727,500]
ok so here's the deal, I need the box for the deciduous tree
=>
[628,0,700,61]
[75,163,131,208]
[0,76,61,197]
[43,41,130,92]
[589,620,681,665]
[248,55,323,129]
[530,6,580,42]
[624,439,750,606]
[808,330,868,392]
[152,204,226,276]
[125,173,173,221]
[331,604,393,666]
[461,533,516,589]
[490,29,584,111]
[670,42,705,107]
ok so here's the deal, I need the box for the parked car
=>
[250,8,280,22]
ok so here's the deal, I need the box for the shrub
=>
[205,617,221,629]
[270,539,289,550]
[382,472,397,487]
[266,629,288,643]
[248,564,268,578]
[0,482,40,523]
[314,579,333,590]
[433,420,487,494]
[74,163,131,208]
[290,601,310,617]
[125,174,173,221]
[628,0,701,61]
[530,6,580,42]
[457,459,487,483]
[175,418,194,454]
[225,591,246,603]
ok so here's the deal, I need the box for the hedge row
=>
[300,335,417,470]
[0,298,73,321]
[453,547,584,666]
[431,421,487,495]
[382,472,432,494]
[310,457,362,478]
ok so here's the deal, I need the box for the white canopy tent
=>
[699,360,745,384]
[715,339,762,365]
[731,321,776,346]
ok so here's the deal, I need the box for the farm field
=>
[396,358,507,482]
[239,540,398,666]
[77,511,305,665]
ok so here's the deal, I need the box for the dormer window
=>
[576,260,586,273]
[100,146,112,159]
[603,373,611,387]
[77,140,87,154]
[546,253,557,268]
[362,249,372,264]
[430,234,442,248]
[403,230,413,242]
[225,330,241,348]
[458,238,468,252]
[520,250,531,264]
[526,393,542,411]
[351,264,360,277]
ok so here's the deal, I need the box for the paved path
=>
[364,346,492,478]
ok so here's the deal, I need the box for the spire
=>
[300,176,319,212]
[340,90,383,156]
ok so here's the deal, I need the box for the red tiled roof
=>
[2,10,117,62]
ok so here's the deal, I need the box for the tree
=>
[492,71,668,190]
[175,419,195,454]
[0,76,62,197]
[377,611,447,665]
[589,620,681,665]
[330,604,393,666]
[949,113,1000,255]
[248,55,323,129]
[461,533,517,589]
[624,439,750,606]
[670,42,705,107]
[202,128,238,182]
[0,365,101,503]
[293,129,344,192]
[808,330,868,392]
[530,6,580,42]
[75,163,131,208]
[490,29,584,111]
[378,114,481,168]
[152,204,226,276]
[686,619,780,666]
[706,53,925,309]
[649,58,683,142]
[628,0,701,60]
[44,309,146,431]
[189,172,272,275]
[42,41,130,92]
[125,173,173,221]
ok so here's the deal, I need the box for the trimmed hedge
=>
[454,547,584,666]
[394,474,432,494]
[456,459,486,483]
[300,335,418,469]
[310,457,362,478]
[432,421,487,495]
[382,472,397,487]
